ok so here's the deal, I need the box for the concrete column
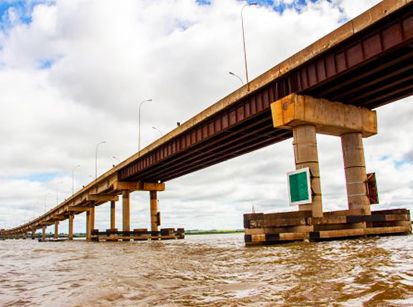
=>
[31,229,36,240]
[122,191,130,241]
[150,191,159,233]
[86,210,92,241]
[42,226,46,241]
[293,124,323,218]
[54,221,59,239]
[110,200,116,230]
[90,206,95,231]
[341,132,371,215]
[68,214,74,240]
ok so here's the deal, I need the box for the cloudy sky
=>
[1,0,412,234]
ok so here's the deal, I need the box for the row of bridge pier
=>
[0,94,412,245]
[0,184,185,242]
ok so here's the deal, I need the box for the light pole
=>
[152,126,163,137]
[95,141,106,180]
[72,165,80,196]
[44,193,50,212]
[56,181,63,205]
[112,156,120,167]
[138,99,153,153]
[241,2,257,91]
[229,71,244,85]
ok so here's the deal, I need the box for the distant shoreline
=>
[186,230,244,235]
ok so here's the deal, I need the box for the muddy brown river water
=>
[0,233,412,306]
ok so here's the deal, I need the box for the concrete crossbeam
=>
[86,195,119,202]
[113,182,165,192]
[271,94,377,137]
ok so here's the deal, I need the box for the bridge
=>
[1,0,413,242]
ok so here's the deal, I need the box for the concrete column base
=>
[86,210,92,241]
[122,191,130,241]
[341,132,371,215]
[42,226,46,241]
[150,191,159,233]
[54,221,59,239]
[110,200,116,230]
[68,214,74,240]
[90,206,95,233]
[293,125,323,218]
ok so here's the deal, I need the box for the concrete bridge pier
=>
[54,221,59,239]
[86,209,92,241]
[242,94,400,245]
[292,124,323,217]
[90,207,95,234]
[31,228,36,240]
[68,214,74,240]
[110,200,116,230]
[272,94,377,216]
[150,191,160,236]
[114,183,165,241]
[42,225,46,241]
[341,132,371,215]
[122,191,130,241]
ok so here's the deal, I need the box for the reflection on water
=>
[0,233,412,306]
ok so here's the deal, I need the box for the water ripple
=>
[0,234,412,306]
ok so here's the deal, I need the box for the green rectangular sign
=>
[287,168,312,206]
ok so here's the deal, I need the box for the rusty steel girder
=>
[119,3,413,183]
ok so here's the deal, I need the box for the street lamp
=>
[138,99,153,152]
[44,193,51,212]
[152,126,163,137]
[95,141,106,180]
[241,2,257,91]
[112,156,120,167]
[72,165,80,196]
[229,71,244,85]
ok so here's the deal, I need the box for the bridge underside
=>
[120,3,413,183]
[122,43,413,182]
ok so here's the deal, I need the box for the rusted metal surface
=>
[119,2,413,182]
[367,173,379,205]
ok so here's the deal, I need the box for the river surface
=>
[0,233,413,306]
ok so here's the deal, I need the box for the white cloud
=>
[0,0,411,233]
[333,0,381,18]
